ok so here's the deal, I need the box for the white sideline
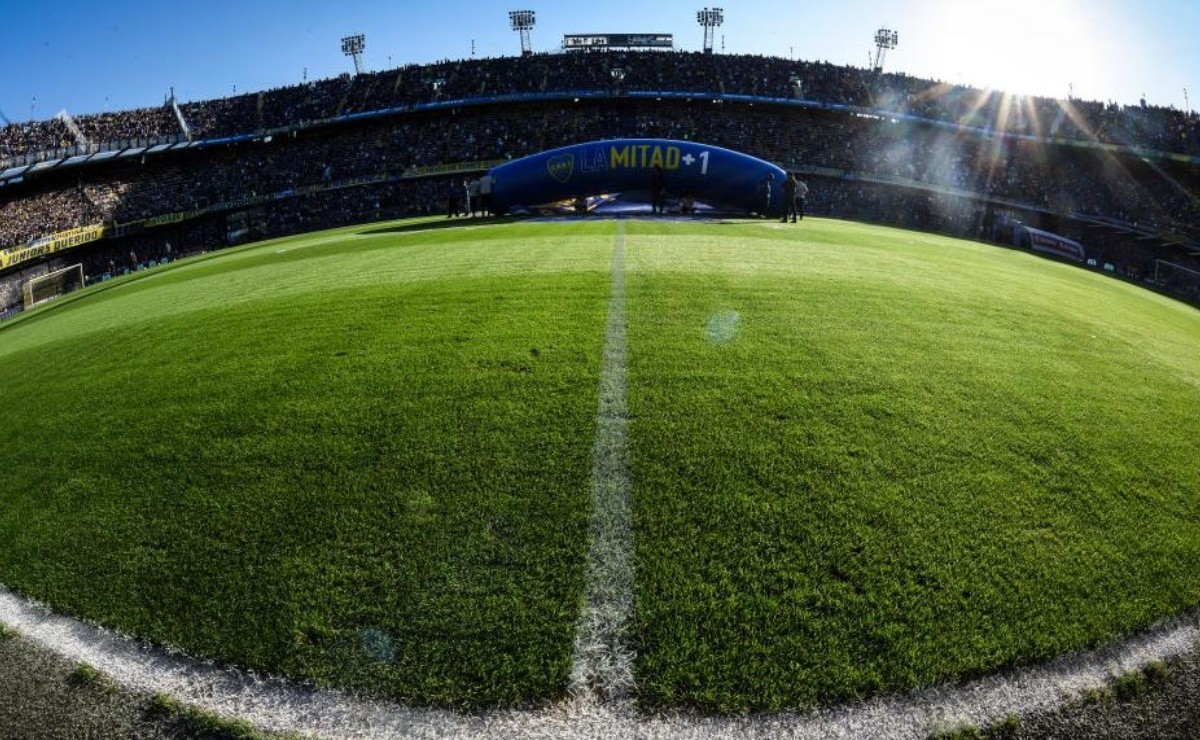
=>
[2,584,1197,738]
[568,221,637,703]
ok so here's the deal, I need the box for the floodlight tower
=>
[872,28,899,73]
[509,10,536,57]
[697,7,723,55]
[341,34,366,76]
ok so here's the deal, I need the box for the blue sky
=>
[0,0,1196,122]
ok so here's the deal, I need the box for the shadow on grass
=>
[359,215,528,236]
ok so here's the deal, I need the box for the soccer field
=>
[0,216,1197,712]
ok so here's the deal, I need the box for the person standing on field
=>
[446,180,460,218]
[478,172,495,216]
[796,178,809,221]
[468,178,480,217]
[757,172,775,218]
[651,165,667,215]
[782,173,799,223]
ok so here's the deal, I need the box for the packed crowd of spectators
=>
[4,51,1199,167]
[0,118,75,162]
[0,185,99,248]
[3,99,1197,253]
[74,104,183,147]
[0,105,185,166]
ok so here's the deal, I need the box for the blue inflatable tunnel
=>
[488,139,788,216]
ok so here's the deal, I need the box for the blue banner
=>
[488,138,789,215]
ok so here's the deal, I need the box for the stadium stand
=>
[1,52,1198,316]
[4,52,1199,162]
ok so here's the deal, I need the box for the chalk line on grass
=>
[2,582,1198,739]
[568,221,637,704]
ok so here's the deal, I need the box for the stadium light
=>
[696,7,723,55]
[871,28,899,74]
[341,34,366,76]
[509,10,536,56]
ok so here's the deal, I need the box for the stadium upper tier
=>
[2,52,1198,166]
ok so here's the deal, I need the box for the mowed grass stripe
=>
[570,222,635,701]
[0,221,614,707]
[625,220,1200,712]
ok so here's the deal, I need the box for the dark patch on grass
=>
[931,714,1017,734]
[0,635,186,738]
[176,706,266,740]
[1144,659,1171,686]
[991,714,1021,739]
[1113,671,1148,702]
[1083,685,1114,706]
[1080,662,1174,710]
[1111,662,1171,703]
[149,692,266,739]
[930,723,985,740]
[358,214,525,236]
[932,713,1020,740]
[148,692,183,719]
[68,662,106,688]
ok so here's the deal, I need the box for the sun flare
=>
[918,0,1106,100]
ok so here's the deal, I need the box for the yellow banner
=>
[143,212,185,228]
[403,159,506,178]
[1,224,107,269]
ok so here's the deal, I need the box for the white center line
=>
[568,220,636,704]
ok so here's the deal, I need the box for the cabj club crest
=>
[546,154,574,183]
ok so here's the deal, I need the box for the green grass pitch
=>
[0,216,1196,712]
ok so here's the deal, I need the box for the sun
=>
[915,0,1107,100]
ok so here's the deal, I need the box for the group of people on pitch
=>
[446,174,496,218]
[760,172,809,223]
[649,166,808,220]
